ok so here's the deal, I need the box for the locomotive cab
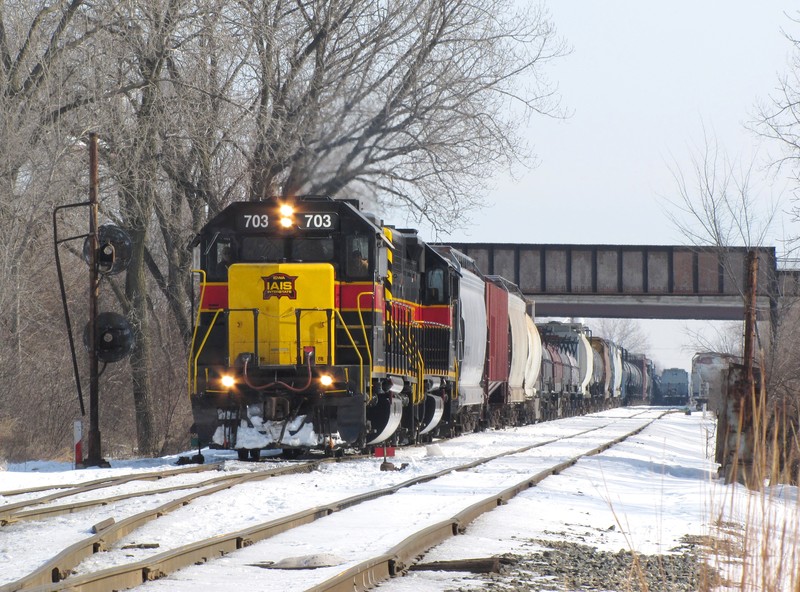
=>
[188,197,389,456]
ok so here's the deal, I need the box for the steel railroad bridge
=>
[443,244,797,322]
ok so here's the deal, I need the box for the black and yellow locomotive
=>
[188,196,459,458]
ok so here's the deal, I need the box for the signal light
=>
[83,312,135,363]
[82,224,132,275]
[97,243,115,273]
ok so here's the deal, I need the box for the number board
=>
[296,212,339,230]
[235,210,339,231]
[237,212,270,230]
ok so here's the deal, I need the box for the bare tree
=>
[0,0,112,460]
[592,318,651,354]
[754,12,800,225]
[681,321,743,357]
[237,0,565,230]
[1,0,566,460]
[666,129,778,250]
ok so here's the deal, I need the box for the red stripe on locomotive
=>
[201,283,228,310]
[337,282,385,312]
[418,305,451,326]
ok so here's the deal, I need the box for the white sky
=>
[448,0,797,246]
[423,1,799,372]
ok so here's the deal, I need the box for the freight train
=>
[187,196,654,459]
[654,367,691,406]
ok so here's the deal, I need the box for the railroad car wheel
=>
[236,448,260,461]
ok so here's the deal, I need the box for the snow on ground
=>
[1,408,798,591]
[382,410,800,592]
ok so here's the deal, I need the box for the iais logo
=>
[262,273,298,300]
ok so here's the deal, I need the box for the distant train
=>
[654,367,690,406]
[187,196,655,459]
[691,352,741,412]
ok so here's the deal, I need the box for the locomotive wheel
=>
[281,448,304,459]
[237,448,260,461]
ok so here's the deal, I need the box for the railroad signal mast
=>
[53,133,134,468]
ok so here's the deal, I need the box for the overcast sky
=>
[432,1,796,247]
[433,1,799,372]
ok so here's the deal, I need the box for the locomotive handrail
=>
[333,309,366,400]
[292,307,334,366]
[356,291,376,402]
[188,269,209,397]
[415,350,425,405]
[387,299,416,376]
[186,269,220,397]
[190,309,222,396]
[226,307,260,366]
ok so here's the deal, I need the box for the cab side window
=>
[426,268,445,304]
[346,236,370,279]
[207,238,233,281]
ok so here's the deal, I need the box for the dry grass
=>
[705,375,800,592]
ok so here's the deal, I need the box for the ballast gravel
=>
[447,538,721,592]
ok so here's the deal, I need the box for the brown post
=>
[721,250,760,486]
[743,251,758,389]
[84,133,107,467]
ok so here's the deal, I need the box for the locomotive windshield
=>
[240,236,335,263]
[292,237,335,261]
[242,236,285,261]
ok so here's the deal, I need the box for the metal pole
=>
[743,250,758,387]
[85,133,107,467]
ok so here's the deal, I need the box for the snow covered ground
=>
[2,409,798,591]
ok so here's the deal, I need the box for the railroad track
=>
[1,463,224,525]
[1,409,668,592]
[0,456,353,591]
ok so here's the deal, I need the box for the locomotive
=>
[655,367,691,406]
[691,352,741,411]
[187,196,653,459]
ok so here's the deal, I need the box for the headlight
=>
[279,204,294,217]
[319,374,333,387]
[220,374,236,388]
[280,216,293,228]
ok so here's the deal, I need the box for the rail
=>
[4,412,665,592]
[0,458,352,592]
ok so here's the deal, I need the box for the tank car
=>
[537,322,597,415]
[589,336,622,406]
[620,351,643,404]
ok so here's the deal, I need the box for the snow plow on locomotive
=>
[187,196,654,459]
